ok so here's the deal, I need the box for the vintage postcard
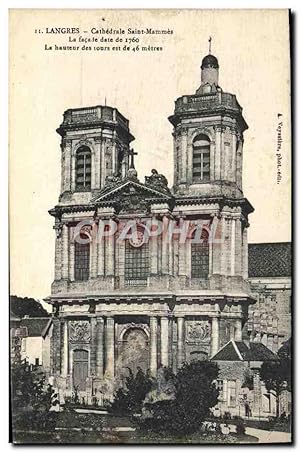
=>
[9,9,292,444]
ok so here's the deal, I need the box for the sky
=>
[9,9,291,300]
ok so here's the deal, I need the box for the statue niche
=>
[117,327,149,378]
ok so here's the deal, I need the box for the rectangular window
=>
[227,380,237,407]
[125,241,149,286]
[193,146,210,182]
[75,242,90,280]
[191,243,209,279]
[216,379,224,401]
[76,148,91,190]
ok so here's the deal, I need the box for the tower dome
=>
[201,54,219,69]
[198,52,220,94]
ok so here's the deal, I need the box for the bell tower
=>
[169,49,247,199]
[56,105,135,204]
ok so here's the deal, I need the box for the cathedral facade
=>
[48,53,255,404]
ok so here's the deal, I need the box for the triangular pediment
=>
[92,178,173,213]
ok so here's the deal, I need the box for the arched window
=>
[76,146,91,190]
[192,134,210,182]
[125,239,150,286]
[191,228,209,279]
[74,233,90,280]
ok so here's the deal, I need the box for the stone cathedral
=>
[48,52,255,404]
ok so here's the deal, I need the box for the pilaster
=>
[105,317,115,378]
[61,223,69,280]
[160,317,169,367]
[96,317,104,378]
[150,316,158,376]
[177,317,185,369]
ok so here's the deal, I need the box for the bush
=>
[140,361,220,435]
[235,420,246,435]
[108,368,154,417]
[223,411,232,420]
[11,360,58,431]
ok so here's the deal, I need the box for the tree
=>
[108,367,154,417]
[10,295,50,318]
[141,361,220,435]
[259,358,291,418]
[11,360,58,431]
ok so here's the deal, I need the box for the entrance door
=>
[73,349,88,390]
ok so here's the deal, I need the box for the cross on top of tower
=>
[208,36,212,54]
[128,148,138,168]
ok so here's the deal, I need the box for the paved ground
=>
[245,427,291,444]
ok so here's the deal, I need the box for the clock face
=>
[129,230,145,248]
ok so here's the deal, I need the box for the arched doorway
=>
[73,349,88,390]
[119,327,149,377]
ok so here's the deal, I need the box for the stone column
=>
[90,317,97,376]
[91,151,96,190]
[105,317,115,378]
[162,216,169,275]
[236,140,243,190]
[178,240,186,276]
[150,235,158,275]
[177,317,185,369]
[160,317,169,367]
[208,232,213,277]
[235,318,242,341]
[212,215,221,274]
[230,218,236,276]
[69,235,75,282]
[51,318,61,374]
[231,131,237,182]
[112,131,117,174]
[100,137,106,188]
[50,317,62,375]
[210,140,215,180]
[96,317,104,378]
[214,127,221,180]
[150,317,158,377]
[181,128,188,183]
[90,232,97,278]
[106,234,115,276]
[211,317,219,356]
[61,224,69,280]
[220,129,225,180]
[94,138,101,188]
[97,224,105,276]
[54,235,62,281]
[220,215,227,275]
[242,226,248,279]
[61,150,65,193]
[62,320,68,376]
[235,218,242,276]
[64,140,72,191]
[71,152,76,192]
[186,137,193,184]
[168,238,173,276]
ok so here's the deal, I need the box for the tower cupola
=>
[201,54,219,85]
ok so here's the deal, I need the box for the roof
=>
[278,337,291,359]
[17,318,52,338]
[211,340,278,362]
[248,242,291,278]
